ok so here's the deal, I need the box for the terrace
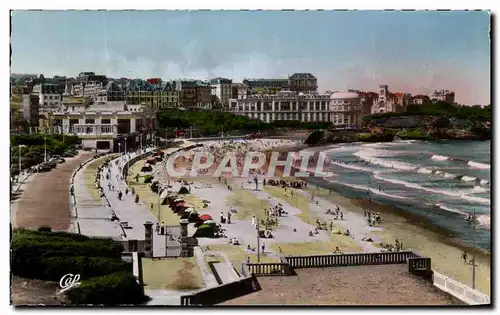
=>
[222,264,463,305]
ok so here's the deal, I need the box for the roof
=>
[330,91,360,100]
[289,73,316,79]
[222,265,463,305]
[413,95,429,99]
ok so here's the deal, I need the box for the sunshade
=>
[184,207,195,212]
[173,199,185,202]
[199,214,212,221]
[203,220,216,224]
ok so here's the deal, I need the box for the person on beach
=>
[252,215,256,228]
[462,251,468,264]
[155,222,160,235]
[261,242,265,253]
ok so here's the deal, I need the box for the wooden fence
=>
[245,263,292,276]
[283,251,418,268]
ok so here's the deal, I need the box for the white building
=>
[32,83,63,110]
[227,91,331,123]
[210,77,233,106]
[432,89,455,104]
[329,91,362,127]
[49,101,151,150]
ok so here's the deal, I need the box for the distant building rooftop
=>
[222,265,463,305]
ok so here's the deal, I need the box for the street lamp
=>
[18,144,26,176]
[469,210,478,289]
[118,142,121,155]
[44,136,47,163]
[256,220,260,263]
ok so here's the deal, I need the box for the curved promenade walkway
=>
[72,145,188,256]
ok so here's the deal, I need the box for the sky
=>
[11,10,490,105]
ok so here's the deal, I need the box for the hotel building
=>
[227,91,361,127]
[48,101,153,150]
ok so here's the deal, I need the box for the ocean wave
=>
[354,149,417,171]
[460,176,477,182]
[431,155,450,161]
[434,203,467,215]
[373,174,490,206]
[471,186,489,194]
[354,149,489,184]
[477,214,491,229]
[480,179,490,185]
[468,161,490,170]
[325,179,408,200]
[430,154,490,170]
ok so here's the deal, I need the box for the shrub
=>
[143,175,154,184]
[193,224,215,238]
[66,272,146,305]
[13,256,131,281]
[395,129,432,140]
[304,130,324,146]
[37,226,52,232]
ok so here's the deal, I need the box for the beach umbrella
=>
[203,220,216,224]
[199,214,212,221]
[184,207,195,212]
[174,198,185,202]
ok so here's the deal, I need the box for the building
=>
[411,95,431,105]
[32,83,63,110]
[372,85,410,114]
[358,91,379,116]
[22,94,39,126]
[432,89,455,104]
[391,92,411,113]
[49,101,153,150]
[231,83,248,100]
[288,73,318,93]
[227,91,331,123]
[126,79,180,108]
[210,77,233,106]
[329,91,362,127]
[165,80,214,108]
[243,78,289,95]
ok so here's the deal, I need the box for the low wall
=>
[245,263,292,276]
[180,274,261,306]
[433,271,490,305]
[283,251,418,268]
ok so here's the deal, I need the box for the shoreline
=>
[267,144,490,253]
[143,139,490,294]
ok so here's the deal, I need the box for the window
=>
[101,119,111,124]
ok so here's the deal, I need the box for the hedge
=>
[66,272,146,305]
[11,238,123,262]
[12,256,131,281]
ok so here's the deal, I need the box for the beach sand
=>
[130,139,490,296]
[270,144,491,295]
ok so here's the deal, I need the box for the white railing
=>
[433,271,490,305]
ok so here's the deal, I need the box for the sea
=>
[310,140,491,251]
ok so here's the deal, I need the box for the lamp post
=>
[118,142,121,155]
[470,210,477,289]
[44,136,47,163]
[256,221,260,263]
[18,144,26,176]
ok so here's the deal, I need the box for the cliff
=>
[305,115,491,146]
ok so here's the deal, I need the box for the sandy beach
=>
[128,138,490,295]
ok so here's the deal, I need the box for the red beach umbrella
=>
[199,214,212,221]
